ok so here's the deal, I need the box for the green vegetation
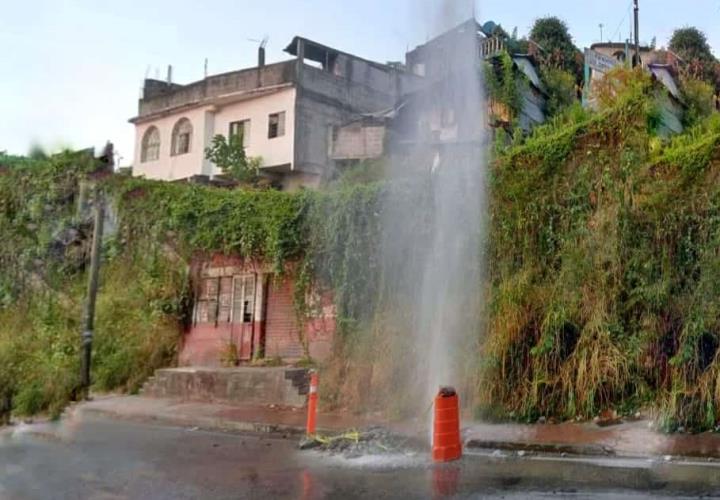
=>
[529,17,581,78]
[669,27,719,85]
[0,153,185,417]
[0,150,384,419]
[681,78,717,126]
[541,67,578,118]
[2,67,720,432]
[480,71,720,431]
[204,134,262,184]
[485,51,523,118]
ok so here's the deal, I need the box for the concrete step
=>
[138,367,310,407]
[137,376,156,395]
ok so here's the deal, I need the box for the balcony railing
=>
[479,37,506,59]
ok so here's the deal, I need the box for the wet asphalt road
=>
[1,415,720,499]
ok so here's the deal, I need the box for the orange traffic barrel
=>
[306,371,319,436]
[432,386,462,462]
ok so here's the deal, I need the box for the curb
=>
[73,405,315,437]
[71,404,622,458]
[465,439,616,457]
[74,405,622,459]
[66,401,720,462]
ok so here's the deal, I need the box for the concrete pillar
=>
[295,38,305,85]
[202,108,217,176]
[252,272,268,359]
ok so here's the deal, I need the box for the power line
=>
[609,2,632,43]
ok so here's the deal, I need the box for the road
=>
[1,415,720,499]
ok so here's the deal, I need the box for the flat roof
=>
[284,36,399,73]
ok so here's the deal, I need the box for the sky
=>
[1,0,719,165]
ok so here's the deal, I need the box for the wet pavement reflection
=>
[2,415,720,499]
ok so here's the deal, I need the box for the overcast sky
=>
[2,0,719,164]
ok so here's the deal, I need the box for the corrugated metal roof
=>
[648,64,682,101]
[512,55,544,92]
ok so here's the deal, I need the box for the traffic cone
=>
[306,371,319,436]
[432,386,462,462]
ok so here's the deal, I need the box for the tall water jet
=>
[383,0,488,422]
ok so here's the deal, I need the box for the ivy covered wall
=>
[2,69,720,431]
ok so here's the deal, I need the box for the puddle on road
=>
[309,449,428,469]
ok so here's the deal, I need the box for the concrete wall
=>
[332,53,407,97]
[213,87,296,173]
[131,43,409,187]
[133,106,209,181]
[137,61,296,117]
[142,367,309,407]
[133,87,297,181]
[294,65,397,175]
[590,44,665,67]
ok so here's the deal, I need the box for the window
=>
[171,118,192,156]
[232,274,256,324]
[229,120,251,148]
[196,277,219,324]
[268,112,286,139]
[141,126,160,162]
[195,274,255,325]
[217,277,233,323]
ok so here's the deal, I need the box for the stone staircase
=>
[139,367,310,407]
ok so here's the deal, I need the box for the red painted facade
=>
[179,255,336,367]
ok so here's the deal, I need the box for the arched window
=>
[171,118,193,156]
[141,126,161,162]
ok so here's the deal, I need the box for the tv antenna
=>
[247,35,269,49]
[248,36,269,66]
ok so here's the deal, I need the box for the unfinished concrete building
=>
[130,38,409,190]
[330,19,549,164]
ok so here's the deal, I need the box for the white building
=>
[129,37,409,190]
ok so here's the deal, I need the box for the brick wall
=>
[180,255,336,366]
[180,323,234,367]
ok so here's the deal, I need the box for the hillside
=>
[2,71,720,432]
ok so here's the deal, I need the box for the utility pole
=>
[599,23,604,43]
[633,0,640,67]
[80,188,104,399]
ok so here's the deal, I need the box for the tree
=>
[541,67,578,117]
[529,17,581,78]
[669,27,718,83]
[681,78,716,126]
[28,143,48,161]
[204,134,262,184]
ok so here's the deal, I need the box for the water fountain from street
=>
[383,0,488,428]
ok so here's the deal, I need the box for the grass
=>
[4,69,720,432]
[0,251,185,419]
